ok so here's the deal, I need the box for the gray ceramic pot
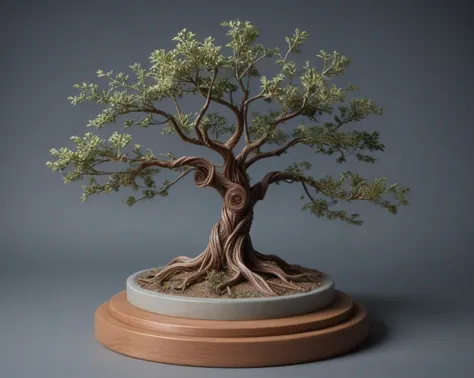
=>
[126,269,335,320]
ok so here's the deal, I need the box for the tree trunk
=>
[142,161,322,296]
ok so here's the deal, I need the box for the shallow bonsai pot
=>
[126,269,335,320]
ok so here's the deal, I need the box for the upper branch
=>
[189,76,241,120]
[236,97,308,164]
[244,137,304,168]
[149,108,205,147]
[191,69,231,160]
[194,69,217,141]
[224,82,248,150]
[243,93,265,145]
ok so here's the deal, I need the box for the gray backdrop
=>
[1,0,473,377]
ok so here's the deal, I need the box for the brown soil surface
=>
[136,268,322,298]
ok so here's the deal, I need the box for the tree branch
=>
[189,77,241,121]
[301,182,316,201]
[187,75,243,153]
[244,137,304,168]
[223,44,269,151]
[251,171,319,203]
[243,93,265,145]
[224,82,249,150]
[160,167,195,191]
[252,171,365,200]
[126,167,196,203]
[236,97,308,164]
[239,53,267,79]
[250,170,407,217]
[148,108,204,147]
[133,156,216,179]
[194,69,218,142]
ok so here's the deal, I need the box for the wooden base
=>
[95,291,369,367]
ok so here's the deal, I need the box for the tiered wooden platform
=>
[95,290,369,367]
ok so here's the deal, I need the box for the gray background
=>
[1,0,473,377]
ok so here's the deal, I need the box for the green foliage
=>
[221,20,259,52]
[45,129,164,202]
[160,112,194,135]
[47,133,104,174]
[172,29,224,71]
[263,47,351,117]
[296,171,409,224]
[200,112,236,140]
[249,112,289,144]
[293,96,384,163]
[221,20,279,79]
[79,165,162,203]
[47,18,409,222]
[294,124,385,164]
[108,131,133,156]
[275,28,308,81]
[123,113,161,129]
[316,50,351,77]
[303,200,363,226]
[338,98,383,122]
[284,161,312,175]
[260,74,286,99]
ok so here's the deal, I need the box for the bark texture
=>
[141,157,322,296]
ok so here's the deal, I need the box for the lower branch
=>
[250,171,303,203]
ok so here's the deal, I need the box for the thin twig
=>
[302,182,316,201]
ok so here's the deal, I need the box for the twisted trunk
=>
[142,159,322,296]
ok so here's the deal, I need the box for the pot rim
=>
[127,268,335,303]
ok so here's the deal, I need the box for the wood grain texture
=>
[109,290,353,337]
[95,290,369,367]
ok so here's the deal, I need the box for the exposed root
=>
[142,240,323,296]
[216,271,242,292]
[267,280,304,292]
[254,250,323,276]
[139,253,204,285]
[141,190,323,296]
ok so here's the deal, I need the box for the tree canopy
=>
[46,20,409,225]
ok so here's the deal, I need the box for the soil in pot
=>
[136,268,322,299]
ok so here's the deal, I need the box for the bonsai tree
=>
[46,20,409,296]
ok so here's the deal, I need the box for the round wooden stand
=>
[95,290,369,367]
